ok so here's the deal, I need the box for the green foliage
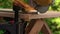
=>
[45,0,60,34]
[49,0,60,11]
[52,18,60,28]
[0,0,12,8]
[0,30,6,34]
[23,0,29,4]
[45,18,60,34]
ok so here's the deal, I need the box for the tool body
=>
[14,0,54,13]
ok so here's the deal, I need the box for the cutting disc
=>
[29,0,53,13]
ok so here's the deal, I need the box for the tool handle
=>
[13,0,37,13]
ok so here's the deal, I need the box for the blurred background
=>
[0,0,60,34]
[0,0,12,8]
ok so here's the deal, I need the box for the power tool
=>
[13,0,54,13]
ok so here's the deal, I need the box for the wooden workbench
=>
[0,9,60,20]
[0,9,60,34]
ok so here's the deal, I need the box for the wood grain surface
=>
[0,9,60,20]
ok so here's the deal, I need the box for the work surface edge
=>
[0,9,60,20]
[0,11,60,19]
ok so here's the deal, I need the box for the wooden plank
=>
[29,19,52,34]
[41,19,52,34]
[29,19,44,34]
[0,12,14,18]
[20,11,60,21]
[25,20,36,34]
[0,11,60,18]
[0,9,60,19]
[0,9,13,12]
